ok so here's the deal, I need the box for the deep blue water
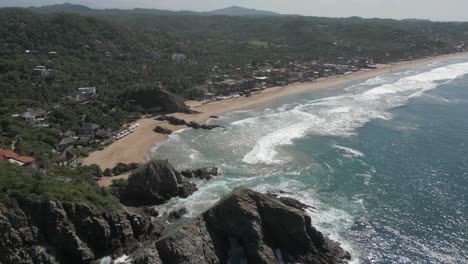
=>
[153,58,468,263]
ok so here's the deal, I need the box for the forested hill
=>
[0,8,205,101]
[0,9,192,163]
[0,8,161,59]
[24,4,468,64]
[2,6,468,104]
[110,14,468,64]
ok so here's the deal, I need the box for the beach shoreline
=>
[83,51,468,181]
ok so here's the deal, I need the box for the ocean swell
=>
[241,62,468,164]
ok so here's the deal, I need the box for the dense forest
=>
[1,5,468,206]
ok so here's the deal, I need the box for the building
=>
[78,87,97,95]
[32,66,49,78]
[0,148,36,168]
[52,148,77,167]
[172,53,187,63]
[80,123,100,137]
[213,79,256,95]
[21,108,48,127]
[55,137,76,151]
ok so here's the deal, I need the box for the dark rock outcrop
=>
[153,126,172,135]
[0,200,163,264]
[1,187,351,264]
[155,116,222,130]
[160,116,187,126]
[167,208,188,222]
[201,124,223,130]
[156,188,351,264]
[187,121,201,129]
[130,245,162,264]
[181,167,221,180]
[186,121,222,130]
[122,160,198,206]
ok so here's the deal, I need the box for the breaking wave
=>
[241,62,468,164]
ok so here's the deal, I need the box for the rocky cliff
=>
[1,187,351,264]
[0,200,163,264]
[121,160,197,206]
[152,188,351,264]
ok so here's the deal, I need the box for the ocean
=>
[152,58,468,263]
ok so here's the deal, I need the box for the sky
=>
[2,0,468,21]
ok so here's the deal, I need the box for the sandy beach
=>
[83,51,468,184]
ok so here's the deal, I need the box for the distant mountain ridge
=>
[30,2,92,12]
[207,6,281,16]
[5,2,288,17]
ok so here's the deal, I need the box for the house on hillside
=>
[213,79,256,95]
[21,108,48,127]
[0,148,36,168]
[75,136,93,147]
[80,123,100,138]
[172,53,187,63]
[32,66,49,78]
[56,137,77,152]
[78,87,97,95]
[52,148,77,167]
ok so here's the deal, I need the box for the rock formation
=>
[0,200,163,264]
[1,187,351,264]
[153,126,172,135]
[181,167,221,180]
[121,160,197,206]
[167,208,188,222]
[186,121,222,130]
[155,116,222,130]
[155,188,351,264]
[156,116,187,126]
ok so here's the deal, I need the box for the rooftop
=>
[0,148,35,164]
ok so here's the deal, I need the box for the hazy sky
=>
[3,0,468,21]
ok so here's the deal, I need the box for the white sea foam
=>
[242,121,312,164]
[240,61,468,165]
[333,145,365,158]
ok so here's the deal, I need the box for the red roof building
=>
[0,148,36,168]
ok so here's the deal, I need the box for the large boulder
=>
[0,200,163,264]
[122,160,197,205]
[156,188,351,264]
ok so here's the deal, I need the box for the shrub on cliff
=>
[110,178,128,189]
[0,161,119,209]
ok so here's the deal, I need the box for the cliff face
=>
[121,160,197,206]
[0,188,351,264]
[0,200,163,264]
[155,188,351,264]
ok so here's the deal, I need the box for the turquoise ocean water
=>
[152,58,468,263]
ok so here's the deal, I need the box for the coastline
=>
[83,51,468,181]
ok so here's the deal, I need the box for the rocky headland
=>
[0,199,163,264]
[0,160,351,264]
